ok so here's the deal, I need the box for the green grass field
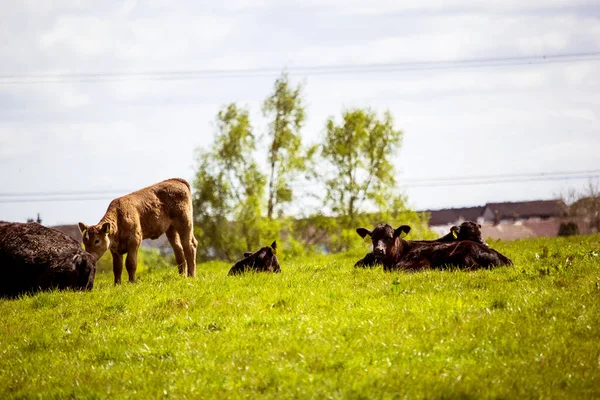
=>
[1,235,599,399]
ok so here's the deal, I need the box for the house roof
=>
[51,224,83,242]
[483,200,566,220]
[422,199,567,226]
[424,206,485,226]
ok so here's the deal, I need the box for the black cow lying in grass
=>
[354,221,488,268]
[228,241,281,276]
[0,221,96,298]
[418,221,487,246]
[355,223,511,271]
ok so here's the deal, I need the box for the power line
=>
[0,196,114,204]
[1,170,598,204]
[397,169,600,184]
[399,173,600,188]
[0,189,129,197]
[1,52,599,85]
[289,169,600,188]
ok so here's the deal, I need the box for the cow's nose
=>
[374,248,384,256]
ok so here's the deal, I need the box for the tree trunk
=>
[267,158,276,220]
[267,104,281,220]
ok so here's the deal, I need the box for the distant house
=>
[423,200,566,227]
[482,200,567,223]
[422,199,573,239]
[425,206,485,227]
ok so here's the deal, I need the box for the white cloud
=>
[291,0,598,16]
[1,0,599,224]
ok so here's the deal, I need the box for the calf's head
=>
[356,224,411,259]
[457,221,488,246]
[78,222,111,260]
[228,241,281,276]
[58,252,97,291]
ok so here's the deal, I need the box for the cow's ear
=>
[243,252,252,257]
[356,228,372,238]
[451,226,459,239]
[78,222,88,234]
[101,222,111,235]
[271,241,278,255]
[394,225,411,238]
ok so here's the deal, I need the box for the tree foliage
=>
[193,104,267,261]
[320,109,403,225]
[190,79,430,261]
[263,73,307,219]
[563,180,600,234]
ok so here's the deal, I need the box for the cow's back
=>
[428,241,510,268]
[116,178,192,240]
[0,222,96,297]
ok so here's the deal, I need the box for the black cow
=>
[0,221,96,298]
[355,223,511,271]
[354,221,489,268]
[228,241,281,276]
[411,221,488,246]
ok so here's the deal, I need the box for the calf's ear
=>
[243,252,252,257]
[393,225,411,238]
[270,241,278,255]
[101,222,111,234]
[78,222,88,234]
[450,226,459,238]
[356,228,372,238]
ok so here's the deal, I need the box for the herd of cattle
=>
[0,178,511,298]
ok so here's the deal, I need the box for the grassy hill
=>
[1,235,599,399]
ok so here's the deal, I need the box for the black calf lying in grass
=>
[354,221,487,268]
[228,241,281,276]
[355,223,511,271]
[0,221,96,298]
[417,221,488,246]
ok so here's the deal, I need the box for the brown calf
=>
[356,223,511,271]
[78,178,198,283]
[228,241,281,276]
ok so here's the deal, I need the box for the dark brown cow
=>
[228,241,281,276]
[354,221,486,268]
[0,221,96,298]
[355,223,511,271]
[454,221,488,246]
[411,221,488,246]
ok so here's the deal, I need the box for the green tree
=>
[320,109,403,225]
[263,73,307,220]
[193,103,267,261]
[563,180,600,234]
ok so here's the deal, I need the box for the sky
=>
[1,0,599,226]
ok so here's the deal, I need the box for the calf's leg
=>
[125,238,141,283]
[355,252,377,268]
[178,227,196,278]
[166,226,187,275]
[111,250,124,285]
